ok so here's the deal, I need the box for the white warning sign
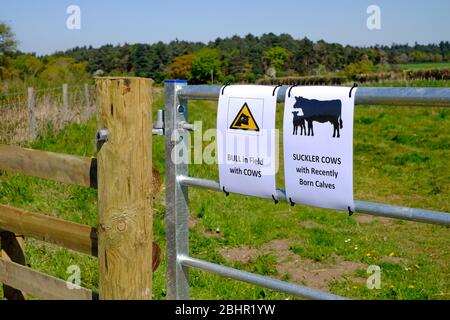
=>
[283,86,356,212]
[217,85,279,199]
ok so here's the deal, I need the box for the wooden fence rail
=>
[0,258,96,300]
[0,204,161,269]
[0,204,97,256]
[0,77,158,300]
[0,145,161,192]
[0,145,97,188]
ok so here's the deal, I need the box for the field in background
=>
[0,82,449,300]
[369,80,450,87]
[396,62,450,71]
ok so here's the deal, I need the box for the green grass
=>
[396,62,450,71]
[1,82,450,300]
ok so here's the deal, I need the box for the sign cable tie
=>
[349,83,358,98]
[288,83,299,98]
[271,194,279,204]
[272,84,282,96]
[221,83,231,95]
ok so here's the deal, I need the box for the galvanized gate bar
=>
[178,255,348,300]
[166,83,450,301]
[354,201,450,226]
[178,176,450,227]
[164,80,190,300]
[354,87,450,106]
[179,85,450,106]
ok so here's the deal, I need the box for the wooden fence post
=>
[27,87,35,140]
[95,77,153,300]
[0,230,26,300]
[62,83,68,121]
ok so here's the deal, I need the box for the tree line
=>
[0,23,90,92]
[58,34,450,84]
[1,22,450,88]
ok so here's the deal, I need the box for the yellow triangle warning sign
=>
[229,103,260,131]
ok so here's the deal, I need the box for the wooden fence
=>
[0,77,161,300]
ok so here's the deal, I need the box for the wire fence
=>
[0,84,96,145]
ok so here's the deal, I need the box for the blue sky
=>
[1,0,449,55]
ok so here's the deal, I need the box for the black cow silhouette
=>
[293,96,343,138]
[292,111,306,135]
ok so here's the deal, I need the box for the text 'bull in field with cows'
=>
[293,96,344,138]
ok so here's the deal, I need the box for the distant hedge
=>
[404,68,450,80]
[257,68,450,85]
[256,75,347,86]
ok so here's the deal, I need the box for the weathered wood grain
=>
[0,258,96,300]
[0,204,97,256]
[0,204,161,271]
[0,145,97,188]
[96,77,154,300]
[0,144,162,192]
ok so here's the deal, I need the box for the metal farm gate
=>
[162,80,450,300]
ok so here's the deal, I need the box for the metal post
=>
[27,87,35,140]
[62,84,68,121]
[84,83,90,108]
[164,80,190,300]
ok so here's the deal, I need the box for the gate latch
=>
[152,109,164,136]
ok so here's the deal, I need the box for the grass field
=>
[396,62,450,71]
[369,80,450,87]
[0,84,449,300]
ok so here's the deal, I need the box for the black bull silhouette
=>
[293,96,343,138]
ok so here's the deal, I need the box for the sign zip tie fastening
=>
[221,83,231,95]
[272,195,279,204]
[288,83,299,98]
[289,197,295,207]
[272,85,282,96]
[349,83,358,98]
[348,206,354,216]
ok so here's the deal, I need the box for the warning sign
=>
[217,85,279,199]
[229,103,260,131]
[283,86,356,212]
